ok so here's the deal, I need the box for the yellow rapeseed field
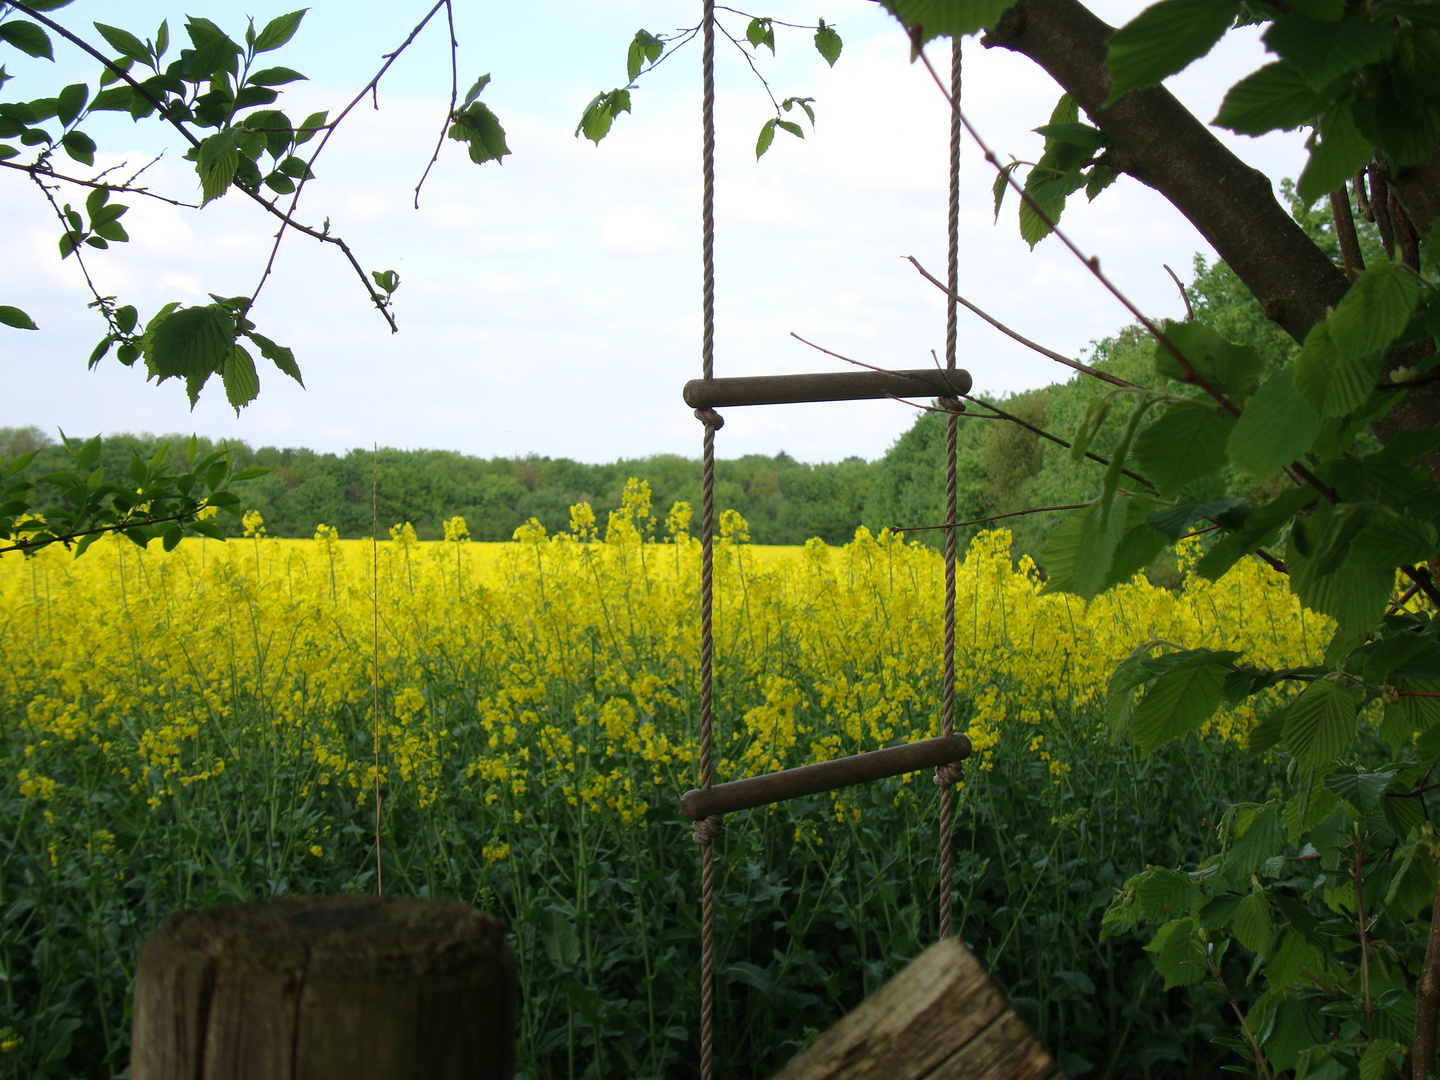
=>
[2,479,1330,826]
[0,477,1341,1078]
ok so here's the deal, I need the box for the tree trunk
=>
[982,0,1350,345]
[131,895,518,1080]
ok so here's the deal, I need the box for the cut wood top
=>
[771,937,1066,1080]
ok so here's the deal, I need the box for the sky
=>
[0,0,1312,464]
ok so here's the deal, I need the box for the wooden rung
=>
[683,369,971,409]
[770,936,1066,1080]
[679,735,970,821]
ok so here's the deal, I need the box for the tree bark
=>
[982,0,1440,480]
[981,0,1350,345]
[131,895,518,1080]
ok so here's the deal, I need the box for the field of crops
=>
[0,481,1335,1078]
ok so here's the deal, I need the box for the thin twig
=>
[910,32,1241,419]
[906,256,1145,390]
[0,509,201,556]
[1163,264,1194,320]
[9,1,403,330]
[0,159,199,207]
[788,331,968,396]
[890,503,1091,534]
[716,18,783,114]
[713,6,829,30]
[413,0,459,208]
[791,330,1156,487]
[252,0,455,323]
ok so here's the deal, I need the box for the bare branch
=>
[1162,264,1194,320]
[251,0,455,323]
[413,0,459,208]
[910,34,1241,419]
[0,159,200,207]
[905,255,1144,390]
[890,504,1091,534]
[8,1,403,330]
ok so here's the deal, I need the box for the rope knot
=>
[692,814,724,844]
[694,407,725,430]
[937,396,965,413]
[933,761,965,788]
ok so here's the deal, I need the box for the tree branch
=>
[8,1,403,332]
[890,503,1091,534]
[0,159,199,207]
[905,255,1145,390]
[978,0,1350,344]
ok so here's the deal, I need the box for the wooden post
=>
[131,895,517,1080]
[771,937,1065,1080]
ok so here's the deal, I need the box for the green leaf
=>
[247,66,305,86]
[1352,61,1440,166]
[1385,843,1437,920]
[245,330,303,386]
[879,0,1015,43]
[1247,705,1289,754]
[1297,101,1373,206]
[253,10,306,53]
[223,343,259,412]
[1233,889,1274,953]
[1288,537,1394,650]
[1146,496,1247,541]
[1263,14,1394,90]
[756,118,776,159]
[0,305,37,330]
[61,130,95,166]
[56,81,87,125]
[1130,662,1228,753]
[1296,260,1418,416]
[1135,868,1201,922]
[1322,764,1398,812]
[1358,1039,1397,1080]
[1220,804,1283,883]
[627,30,664,80]
[1132,401,1235,496]
[295,109,327,145]
[1153,320,1263,397]
[1214,61,1336,134]
[1104,0,1241,104]
[1348,511,1437,566]
[576,88,630,145]
[0,21,54,60]
[1227,364,1320,478]
[448,97,511,165]
[745,18,775,55]
[815,19,843,66]
[92,21,148,63]
[1144,917,1209,989]
[1293,324,1367,421]
[147,304,233,395]
[1282,679,1362,768]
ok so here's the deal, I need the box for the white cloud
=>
[0,0,1310,465]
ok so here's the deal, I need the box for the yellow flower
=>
[482,841,510,864]
[241,509,266,537]
[309,844,323,857]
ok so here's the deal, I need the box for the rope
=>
[697,3,719,1077]
[936,36,962,943]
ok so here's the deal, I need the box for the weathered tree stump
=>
[132,895,517,1080]
[772,937,1065,1080]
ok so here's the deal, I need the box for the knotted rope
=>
[697,4,719,1078]
[936,37,963,944]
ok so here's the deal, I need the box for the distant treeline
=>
[3,243,1296,561]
